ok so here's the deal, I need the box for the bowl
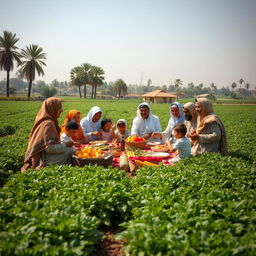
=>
[125,140,147,149]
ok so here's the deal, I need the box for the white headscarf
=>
[170,102,185,131]
[115,119,130,140]
[132,102,156,135]
[85,106,103,131]
[116,119,128,129]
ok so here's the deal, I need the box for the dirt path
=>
[94,226,126,256]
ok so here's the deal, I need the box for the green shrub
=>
[117,154,256,256]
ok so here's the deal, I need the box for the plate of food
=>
[147,141,161,146]
[146,152,170,158]
[89,140,108,146]
[151,145,169,152]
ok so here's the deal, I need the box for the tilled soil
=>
[94,226,126,256]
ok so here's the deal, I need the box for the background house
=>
[142,90,176,103]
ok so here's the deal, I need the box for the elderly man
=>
[131,102,161,139]
[183,102,198,134]
[183,102,198,155]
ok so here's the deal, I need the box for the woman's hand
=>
[189,131,199,141]
[65,141,74,147]
[151,132,162,139]
[74,142,81,147]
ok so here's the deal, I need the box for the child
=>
[115,119,131,142]
[60,120,81,147]
[101,118,115,142]
[166,124,191,163]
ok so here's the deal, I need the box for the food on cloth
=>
[111,149,122,157]
[126,150,148,157]
[151,145,169,152]
[75,146,104,158]
[146,152,170,158]
[92,144,109,151]
[89,140,108,145]
[126,135,146,142]
[134,160,158,167]
[147,141,161,146]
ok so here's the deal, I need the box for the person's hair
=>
[66,120,79,130]
[139,104,149,109]
[101,118,112,129]
[174,124,187,136]
[117,121,126,127]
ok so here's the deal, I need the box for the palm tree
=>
[70,66,83,98]
[18,45,46,98]
[239,78,244,89]
[89,65,105,99]
[245,83,250,91]
[174,79,183,100]
[231,82,237,91]
[0,31,21,97]
[113,79,127,99]
[210,83,217,93]
[79,63,92,98]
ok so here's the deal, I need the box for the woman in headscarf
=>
[131,102,161,139]
[152,102,184,142]
[80,106,103,141]
[21,97,73,172]
[189,98,228,155]
[60,109,88,144]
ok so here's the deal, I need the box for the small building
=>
[142,90,176,103]
[124,94,141,99]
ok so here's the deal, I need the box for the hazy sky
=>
[1,0,256,88]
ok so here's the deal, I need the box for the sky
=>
[0,0,256,88]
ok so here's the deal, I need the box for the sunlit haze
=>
[1,0,256,88]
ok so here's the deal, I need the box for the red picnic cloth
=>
[74,144,177,168]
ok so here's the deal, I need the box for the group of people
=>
[21,97,227,171]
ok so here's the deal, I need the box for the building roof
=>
[142,90,176,98]
[196,93,210,98]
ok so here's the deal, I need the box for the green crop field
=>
[0,98,256,255]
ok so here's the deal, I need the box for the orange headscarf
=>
[60,109,85,141]
[21,97,62,172]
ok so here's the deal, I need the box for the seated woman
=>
[189,98,228,155]
[60,109,88,144]
[21,97,73,172]
[131,102,161,139]
[152,102,184,142]
[80,106,103,141]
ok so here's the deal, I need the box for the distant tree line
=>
[1,31,254,100]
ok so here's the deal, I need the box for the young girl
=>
[166,124,191,163]
[101,118,115,142]
[115,119,131,142]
